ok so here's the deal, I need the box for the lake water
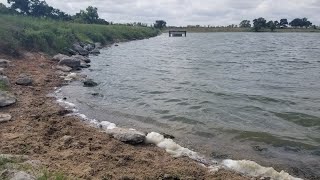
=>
[59,33,320,179]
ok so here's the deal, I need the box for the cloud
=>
[1,0,319,26]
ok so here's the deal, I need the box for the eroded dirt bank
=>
[0,52,250,179]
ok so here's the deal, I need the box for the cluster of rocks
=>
[53,43,102,87]
[0,59,36,124]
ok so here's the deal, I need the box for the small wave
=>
[164,99,181,103]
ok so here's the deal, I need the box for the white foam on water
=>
[55,94,303,179]
[222,159,303,180]
[56,98,76,108]
[146,132,206,161]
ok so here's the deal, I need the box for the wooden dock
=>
[169,30,187,37]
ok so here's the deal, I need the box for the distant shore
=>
[165,27,320,33]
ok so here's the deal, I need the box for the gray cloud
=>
[1,0,319,26]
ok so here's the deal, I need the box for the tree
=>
[154,20,166,29]
[7,0,31,15]
[0,3,12,14]
[274,20,280,28]
[267,21,276,32]
[279,19,288,27]
[253,17,267,32]
[239,20,251,28]
[302,17,312,28]
[290,18,303,28]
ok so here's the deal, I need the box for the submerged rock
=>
[52,54,69,62]
[0,113,12,123]
[16,74,33,86]
[58,57,81,69]
[106,128,146,145]
[90,48,100,55]
[83,79,98,87]
[0,59,10,68]
[0,91,16,107]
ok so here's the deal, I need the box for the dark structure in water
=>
[169,30,187,37]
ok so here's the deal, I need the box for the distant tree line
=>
[1,0,108,24]
[240,17,315,32]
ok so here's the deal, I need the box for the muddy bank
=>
[0,52,251,179]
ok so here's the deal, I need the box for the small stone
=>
[61,135,73,145]
[10,171,36,180]
[90,48,100,55]
[16,74,33,86]
[0,68,4,75]
[0,114,12,123]
[83,79,98,87]
[0,59,10,68]
[253,145,268,152]
[0,91,16,107]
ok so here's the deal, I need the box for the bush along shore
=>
[0,14,159,57]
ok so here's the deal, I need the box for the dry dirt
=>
[0,52,252,180]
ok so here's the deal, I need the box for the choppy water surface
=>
[60,33,320,178]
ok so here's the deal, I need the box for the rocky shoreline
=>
[0,44,253,179]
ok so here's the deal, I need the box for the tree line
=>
[0,0,110,24]
[240,17,315,32]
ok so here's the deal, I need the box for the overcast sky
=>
[1,0,320,26]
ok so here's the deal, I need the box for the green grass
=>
[0,14,160,56]
[37,170,67,180]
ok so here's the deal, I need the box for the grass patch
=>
[37,170,67,180]
[0,157,14,170]
[0,14,159,56]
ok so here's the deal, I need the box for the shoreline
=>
[0,52,251,179]
[0,39,307,179]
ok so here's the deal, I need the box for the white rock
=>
[106,128,146,145]
[0,114,12,123]
[10,171,35,180]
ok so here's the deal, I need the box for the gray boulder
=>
[56,65,72,72]
[10,171,35,180]
[58,57,81,69]
[0,68,4,75]
[80,62,90,68]
[84,44,95,51]
[16,74,33,86]
[52,54,69,62]
[72,55,91,63]
[0,59,10,68]
[90,48,100,55]
[0,113,12,123]
[106,128,146,145]
[0,91,16,107]
[0,75,10,87]
[72,44,89,56]
[83,79,98,87]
